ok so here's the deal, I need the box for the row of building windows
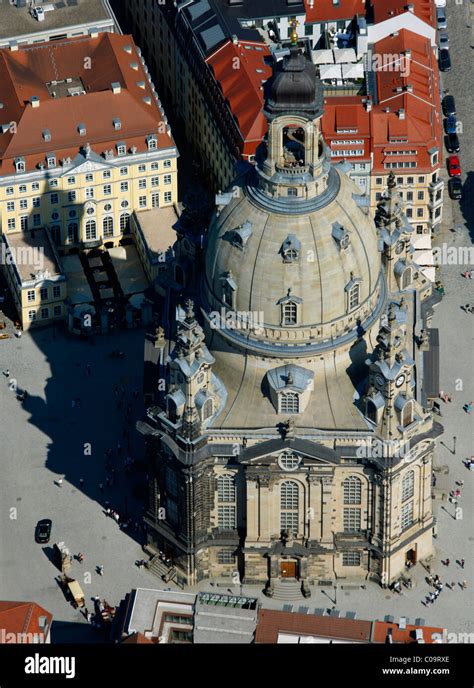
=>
[28,305,62,321]
[375,191,425,202]
[27,285,61,302]
[375,176,425,185]
[3,163,173,195]
[384,162,417,169]
[214,548,360,567]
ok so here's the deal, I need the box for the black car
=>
[448,178,462,200]
[438,49,451,72]
[442,94,456,117]
[35,519,52,544]
[446,133,460,153]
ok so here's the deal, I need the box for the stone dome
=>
[202,167,384,354]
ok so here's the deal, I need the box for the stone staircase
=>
[146,555,184,588]
[271,579,306,600]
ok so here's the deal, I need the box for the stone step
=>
[271,580,305,600]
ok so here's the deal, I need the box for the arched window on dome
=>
[221,271,236,309]
[282,301,297,325]
[345,274,361,313]
[278,289,302,327]
[279,391,299,414]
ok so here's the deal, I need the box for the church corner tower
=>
[139,42,442,593]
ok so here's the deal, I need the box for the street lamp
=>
[334,584,337,605]
[453,436,457,456]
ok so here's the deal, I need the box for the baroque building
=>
[139,43,441,593]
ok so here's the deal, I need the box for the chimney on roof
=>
[309,0,314,7]
[365,98,372,112]
[384,107,390,113]
[113,117,121,130]
[89,28,99,38]
[9,41,19,52]
[38,616,48,630]
[111,82,121,94]
[143,96,152,105]
[137,81,146,90]
[130,62,139,71]
[398,108,405,120]
[232,34,238,44]
[405,49,411,59]
[406,84,413,93]
[407,3,414,12]
[31,96,40,108]
[123,45,133,54]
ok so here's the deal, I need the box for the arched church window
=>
[280,480,299,536]
[401,470,415,502]
[343,476,362,505]
[202,398,214,421]
[366,399,377,424]
[402,400,413,427]
[217,474,236,531]
[279,392,299,414]
[167,398,177,423]
[402,268,412,290]
[282,126,305,167]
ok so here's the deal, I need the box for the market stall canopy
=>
[334,48,357,63]
[319,64,343,80]
[341,63,364,79]
[312,49,334,64]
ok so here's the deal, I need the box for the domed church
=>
[139,42,442,593]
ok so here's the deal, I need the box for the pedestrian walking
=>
[56,478,63,488]
[464,402,473,414]
[97,565,104,576]
[461,580,467,590]
[460,559,465,569]
[3,369,9,377]
[444,558,450,567]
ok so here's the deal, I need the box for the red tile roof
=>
[206,40,272,157]
[256,609,372,643]
[304,0,365,23]
[322,96,372,161]
[371,29,442,173]
[0,601,52,642]
[373,621,445,644]
[0,33,174,175]
[371,0,435,27]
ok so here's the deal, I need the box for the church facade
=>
[139,42,442,593]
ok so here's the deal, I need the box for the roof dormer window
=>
[277,289,302,327]
[231,221,252,250]
[220,271,237,309]
[332,222,351,250]
[46,154,56,169]
[14,157,25,173]
[42,129,51,142]
[281,234,301,263]
[113,118,121,130]
[116,142,126,156]
[146,135,158,151]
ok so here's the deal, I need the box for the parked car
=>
[442,94,456,117]
[447,155,461,177]
[439,49,451,71]
[445,115,457,134]
[446,133,460,153]
[448,178,462,200]
[438,31,449,49]
[35,519,52,544]
[436,7,447,30]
